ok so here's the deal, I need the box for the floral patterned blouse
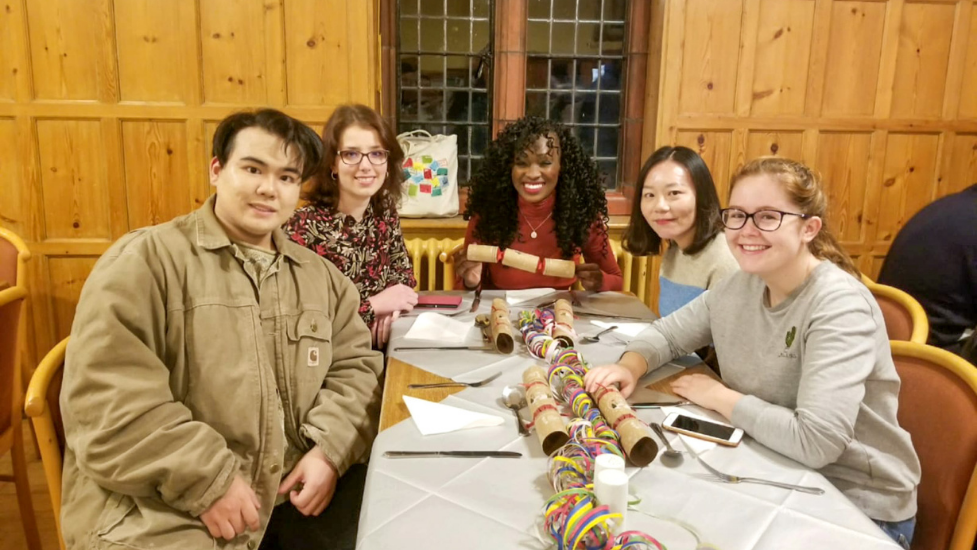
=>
[283,203,416,326]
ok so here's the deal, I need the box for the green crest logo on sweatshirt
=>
[785,326,797,348]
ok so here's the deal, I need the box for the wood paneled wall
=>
[646,0,977,281]
[0,0,378,369]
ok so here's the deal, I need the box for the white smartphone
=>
[662,412,744,447]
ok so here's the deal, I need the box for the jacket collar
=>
[194,194,306,264]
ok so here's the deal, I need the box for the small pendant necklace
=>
[523,212,552,239]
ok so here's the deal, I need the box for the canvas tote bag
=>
[396,130,459,217]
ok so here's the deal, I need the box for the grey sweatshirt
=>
[626,261,920,521]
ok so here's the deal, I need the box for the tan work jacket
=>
[60,196,383,549]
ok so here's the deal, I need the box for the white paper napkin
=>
[403,395,505,435]
[403,312,473,343]
[591,320,651,338]
[505,288,556,306]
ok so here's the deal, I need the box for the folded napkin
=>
[403,312,473,343]
[591,320,651,338]
[403,396,505,436]
[505,288,556,306]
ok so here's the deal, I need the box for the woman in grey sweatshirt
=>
[585,157,920,549]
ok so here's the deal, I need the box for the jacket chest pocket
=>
[286,310,333,386]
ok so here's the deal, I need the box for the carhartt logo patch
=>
[785,326,797,348]
[308,347,319,367]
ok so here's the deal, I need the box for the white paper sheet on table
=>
[659,406,725,453]
[403,312,473,343]
[402,395,505,435]
[505,288,555,306]
[591,320,651,338]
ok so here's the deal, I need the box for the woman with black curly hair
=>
[454,116,622,291]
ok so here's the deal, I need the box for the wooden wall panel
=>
[199,0,277,104]
[0,0,378,370]
[653,0,976,281]
[122,121,194,229]
[0,120,23,233]
[675,130,733,200]
[946,133,977,194]
[26,0,115,101]
[115,0,198,103]
[875,133,940,242]
[814,132,872,242]
[285,0,351,106]
[678,0,742,115]
[750,0,815,116]
[890,2,955,118]
[745,131,804,162]
[958,7,977,119]
[36,120,113,239]
[821,1,886,116]
[47,257,98,340]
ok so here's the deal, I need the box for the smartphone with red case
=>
[415,295,464,309]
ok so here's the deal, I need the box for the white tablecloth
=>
[358,292,899,549]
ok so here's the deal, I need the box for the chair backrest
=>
[24,337,68,550]
[0,287,28,438]
[0,225,31,289]
[889,340,977,550]
[865,280,929,344]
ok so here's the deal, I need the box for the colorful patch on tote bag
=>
[403,157,450,196]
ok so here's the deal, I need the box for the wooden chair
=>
[863,278,929,344]
[0,283,42,550]
[889,341,977,550]
[24,337,68,550]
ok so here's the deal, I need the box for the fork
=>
[408,371,501,389]
[678,437,825,495]
[469,287,482,313]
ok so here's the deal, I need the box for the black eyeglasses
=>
[720,208,811,232]
[338,150,389,165]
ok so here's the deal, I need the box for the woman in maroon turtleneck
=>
[454,117,622,291]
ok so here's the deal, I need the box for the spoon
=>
[501,385,530,437]
[650,422,684,467]
[582,325,617,343]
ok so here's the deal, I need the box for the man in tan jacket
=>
[60,109,384,550]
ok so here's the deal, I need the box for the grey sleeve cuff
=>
[624,326,673,375]
[730,394,766,433]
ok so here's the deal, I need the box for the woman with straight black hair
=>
[623,145,737,317]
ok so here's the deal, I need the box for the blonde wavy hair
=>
[730,157,860,278]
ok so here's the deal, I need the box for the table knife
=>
[383,450,522,458]
[393,345,494,351]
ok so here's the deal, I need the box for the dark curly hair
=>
[464,117,608,259]
[302,104,405,215]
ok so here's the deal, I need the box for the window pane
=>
[446,20,470,52]
[419,89,443,121]
[420,0,443,16]
[445,55,469,87]
[400,18,419,51]
[551,23,575,54]
[401,55,419,86]
[473,1,489,17]
[521,0,628,191]
[525,91,547,117]
[528,0,549,19]
[420,18,444,51]
[598,159,618,188]
[576,22,600,55]
[527,21,549,53]
[401,0,418,15]
[419,55,444,87]
[447,0,469,17]
[445,91,470,121]
[552,1,576,20]
[473,20,490,52]
[604,0,626,21]
[401,89,419,118]
[578,0,601,21]
[471,92,489,122]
